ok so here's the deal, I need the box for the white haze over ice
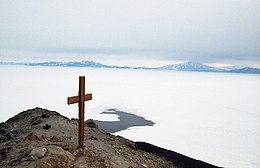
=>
[0,65,259,168]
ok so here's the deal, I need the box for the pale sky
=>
[0,0,259,67]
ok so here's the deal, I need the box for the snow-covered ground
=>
[0,65,259,168]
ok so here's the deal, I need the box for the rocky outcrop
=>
[0,108,220,168]
[0,108,175,168]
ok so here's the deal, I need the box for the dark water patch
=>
[94,109,155,133]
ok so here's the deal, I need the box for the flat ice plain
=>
[0,65,259,168]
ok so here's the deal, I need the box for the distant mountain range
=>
[1,60,260,74]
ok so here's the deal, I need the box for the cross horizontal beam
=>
[67,93,92,105]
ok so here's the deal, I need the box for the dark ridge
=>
[136,142,222,168]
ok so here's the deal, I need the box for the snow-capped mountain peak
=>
[159,61,223,72]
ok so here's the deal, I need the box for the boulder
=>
[86,119,98,128]
[29,147,47,159]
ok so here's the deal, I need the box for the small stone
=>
[85,119,98,128]
[41,112,49,118]
[141,163,148,168]
[29,147,47,158]
[43,124,51,130]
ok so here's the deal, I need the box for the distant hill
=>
[158,61,224,72]
[228,67,260,74]
[221,65,246,70]
[24,61,111,68]
[24,61,133,69]
[1,60,260,74]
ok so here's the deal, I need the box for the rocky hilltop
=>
[0,108,220,168]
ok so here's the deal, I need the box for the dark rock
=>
[43,124,51,130]
[0,128,6,134]
[41,112,49,118]
[6,132,12,140]
[86,119,98,128]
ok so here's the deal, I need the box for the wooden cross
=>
[67,76,92,149]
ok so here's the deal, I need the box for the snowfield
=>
[0,65,259,168]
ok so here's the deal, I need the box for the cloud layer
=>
[0,0,259,64]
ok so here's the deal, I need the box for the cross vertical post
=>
[67,76,92,149]
[78,76,85,148]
